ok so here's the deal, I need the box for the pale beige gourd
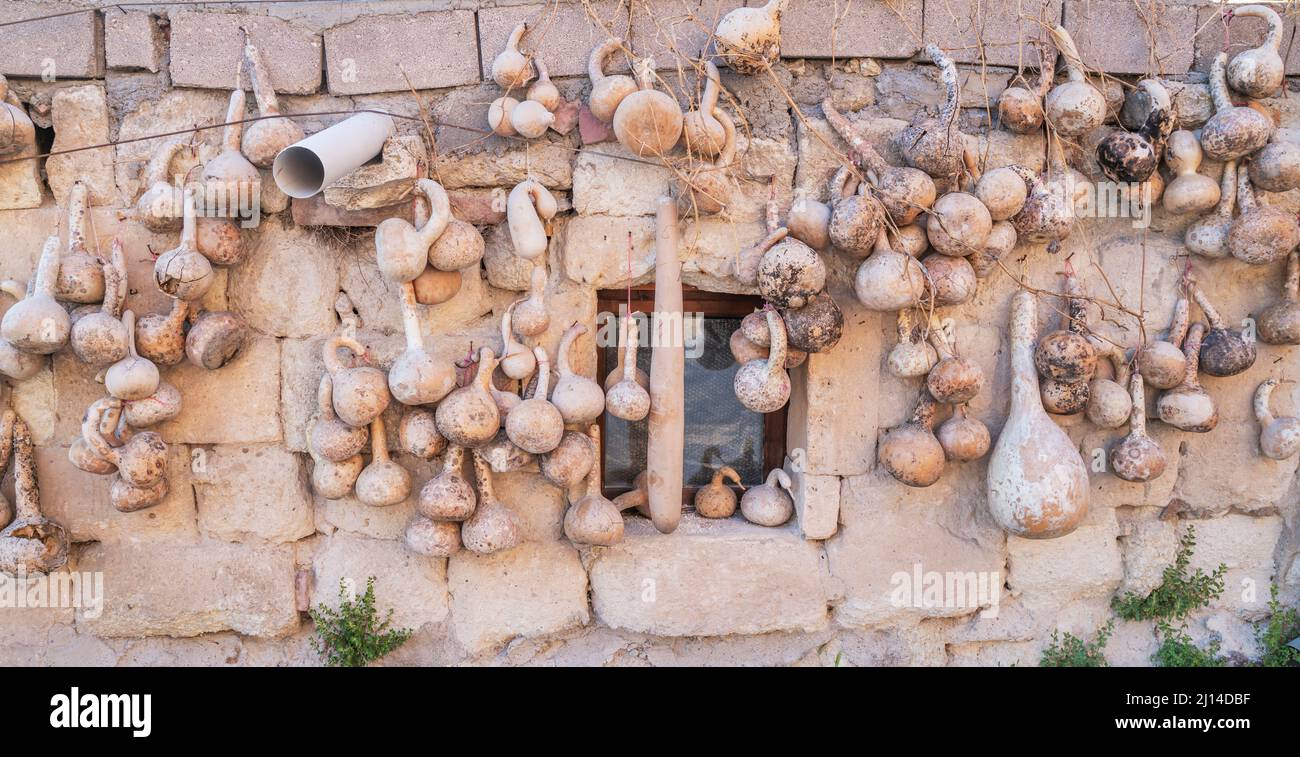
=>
[513,264,550,337]
[854,228,927,312]
[695,466,744,518]
[998,42,1053,134]
[1044,25,1105,137]
[490,381,522,423]
[389,282,455,405]
[1109,372,1166,482]
[1087,343,1133,429]
[488,96,519,137]
[893,223,931,259]
[540,429,595,489]
[740,468,793,527]
[683,61,728,158]
[888,309,938,378]
[417,444,475,521]
[1156,322,1218,432]
[202,81,260,202]
[646,197,684,534]
[928,191,992,258]
[135,299,188,366]
[0,74,36,159]
[355,415,411,507]
[733,308,791,413]
[937,404,990,462]
[57,181,106,304]
[0,417,69,575]
[1185,160,1238,258]
[1008,137,1082,247]
[782,293,842,354]
[375,179,451,283]
[240,28,305,167]
[1257,251,1300,345]
[548,323,602,424]
[880,392,946,487]
[987,291,1089,538]
[461,450,521,555]
[613,58,683,158]
[714,0,786,74]
[605,317,650,422]
[506,346,564,454]
[921,253,976,307]
[605,315,650,392]
[1248,133,1300,193]
[563,426,624,546]
[435,347,501,448]
[309,444,363,500]
[587,38,637,124]
[1139,289,1190,390]
[974,166,1028,222]
[85,397,167,488]
[1193,285,1256,377]
[124,381,182,428]
[491,23,534,89]
[2,236,70,355]
[1161,131,1219,215]
[677,108,735,216]
[969,221,1016,278]
[497,300,536,381]
[404,516,462,558]
[1228,166,1299,265]
[69,397,126,475]
[823,98,935,226]
[324,334,391,428]
[105,312,160,401]
[1202,52,1274,161]
[70,237,128,366]
[1255,379,1300,460]
[428,216,484,272]
[827,165,886,259]
[412,266,461,306]
[511,98,555,139]
[398,406,445,460]
[310,373,369,463]
[186,309,247,370]
[787,189,831,250]
[154,189,214,301]
[1225,5,1285,99]
[898,45,967,177]
[506,179,557,260]
[0,281,45,380]
[527,60,560,112]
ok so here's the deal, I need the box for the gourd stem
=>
[415,178,451,247]
[146,139,184,185]
[82,397,120,465]
[370,415,389,463]
[1009,291,1039,409]
[1215,160,1238,219]
[1169,294,1190,346]
[1283,250,1299,302]
[1210,53,1232,113]
[585,425,602,498]
[589,38,621,83]
[474,347,497,390]
[765,307,787,372]
[242,28,280,116]
[106,238,126,318]
[12,417,39,522]
[897,308,914,341]
[1181,323,1205,389]
[910,392,937,429]
[714,108,737,167]
[1236,166,1258,213]
[557,323,582,377]
[222,87,246,152]
[1192,286,1224,329]
[621,316,639,382]
[507,22,528,52]
[316,373,337,421]
[122,310,140,360]
[701,60,721,116]
[924,44,959,130]
[400,282,423,351]
[1049,25,1087,83]
[180,189,198,249]
[67,180,89,253]
[533,347,551,396]
[1128,372,1147,436]
[1036,42,1057,98]
[0,410,14,476]
[471,448,495,502]
[33,235,61,298]
[822,98,888,175]
[1254,379,1277,425]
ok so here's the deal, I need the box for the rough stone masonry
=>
[0,0,1295,667]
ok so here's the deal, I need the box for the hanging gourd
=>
[921,254,976,307]
[1138,287,1190,390]
[0,417,69,574]
[1096,79,1174,183]
[969,221,1016,278]
[512,264,550,337]
[309,441,363,500]
[1248,133,1300,193]
[782,293,842,354]
[0,282,45,381]
[677,108,736,216]
[104,311,160,401]
[58,181,106,304]
[1256,251,1300,345]
[1108,373,1166,482]
[154,188,214,301]
[1227,166,1299,265]
[1254,379,1300,460]
[987,292,1090,539]
[186,309,247,370]
[70,237,128,366]
[404,517,462,558]
[435,347,500,448]
[540,430,595,489]
[1044,25,1105,137]
[739,468,793,527]
[888,309,938,378]
[398,406,444,460]
[927,322,984,405]
[563,426,624,546]
[1161,131,1219,215]
[998,42,1053,134]
[1185,160,1237,258]
[417,444,475,521]
[506,347,564,454]
[587,38,637,124]
[135,299,188,366]
[506,179,557,260]
[491,23,534,89]
[488,96,519,137]
[551,323,605,425]
[683,61,728,158]
[879,391,946,487]
[511,98,554,139]
[1201,52,1274,161]
[1008,137,1081,248]
[202,75,260,204]
[324,335,391,428]
[1155,322,1218,432]
[527,60,560,112]
[823,98,935,226]
[612,58,683,158]
[355,415,411,507]
[310,374,369,463]
[1087,344,1133,430]
[826,165,886,259]
[1225,5,1285,99]
[714,0,786,74]
[733,307,791,413]
[605,317,650,422]
[973,166,1028,222]
[0,74,35,158]
[461,449,521,555]
[938,404,990,463]
[240,28,304,167]
[786,190,831,250]
[898,45,967,178]
[69,397,124,475]
[389,282,455,405]
[376,179,451,283]
[1193,285,1256,377]
[927,190,992,258]
[854,229,927,312]
[131,139,186,232]
[2,237,70,355]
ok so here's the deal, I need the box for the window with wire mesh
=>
[597,289,786,503]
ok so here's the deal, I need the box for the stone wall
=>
[0,0,1296,666]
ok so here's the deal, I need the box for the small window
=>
[596,287,787,505]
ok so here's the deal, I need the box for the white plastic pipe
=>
[271,111,395,198]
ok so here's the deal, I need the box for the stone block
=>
[0,2,103,78]
[78,540,299,638]
[479,1,629,81]
[113,89,229,205]
[36,445,199,545]
[170,11,322,94]
[589,517,828,636]
[1064,0,1196,74]
[483,221,540,291]
[630,1,746,66]
[0,145,42,209]
[325,10,477,94]
[560,215,656,288]
[47,85,116,206]
[447,540,589,654]
[322,135,426,211]
[786,292,881,476]
[311,533,449,630]
[679,216,767,291]
[794,114,908,201]
[493,470,568,542]
[229,216,340,338]
[785,463,839,540]
[572,143,673,216]
[1006,507,1123,609]
[154,337,283,445]
[779,0,923,60]
[1116,513,1180,598]
[105,10,163,73]
[925,0,1063,66]
[1188,513,1285,620]
[432,84,578,189]
[193,444,315,544]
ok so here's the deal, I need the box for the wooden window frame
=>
[595,286,788,505]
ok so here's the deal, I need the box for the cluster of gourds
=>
[487,23,562,139]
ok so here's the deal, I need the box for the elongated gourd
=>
[57,181,106,304]
[1257,251,1300,345]
[1255,379,1300,460]
[1225,5,1285,99]
[563,425,624,546]
[154,189,214,301]
[506,179,557,260]
[0,417,69,575]
[389,282,455,405]
[241,28,305,167]
[987,292,1089,539]
[587,38,637,123]
[646,196,684,534]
